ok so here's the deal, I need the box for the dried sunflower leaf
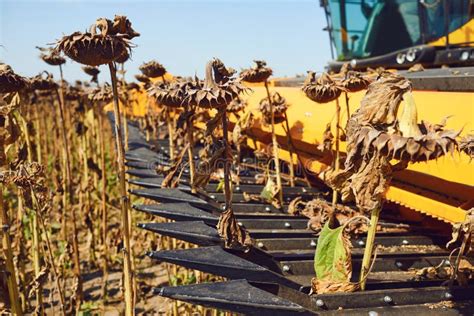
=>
[313,222,353,294]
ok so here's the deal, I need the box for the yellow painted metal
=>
[428,18,474,47]
[122,77,473,224]
[235,86,473,224]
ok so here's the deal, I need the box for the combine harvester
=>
[126,1,474,314]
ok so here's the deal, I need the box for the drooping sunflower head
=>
[239,60,273,83]
[88,83,113,103]
[346,74,459,164]
[258,92,288,125]
[139,60,167,78]
[29,71,58,91]
[135,74,151,84]
[37,46,66,66]
[55,16,138,66]
[459,134,474,160]
[148,77,200,109]
[302,72,342,104]
[0,64,29,93]
[341,71,371,92]
[186,59,247,110]
[82,66,100,83]
[227,96,247,113]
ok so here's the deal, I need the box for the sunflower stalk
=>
[359,206,381,290]
[0,185,23,315]
[97,106,109,300]
[264,80,283,205]
[14,110,43,311]
[186,110,196,193]
[108,62,135,315]
[221,107,232,212]
[162,75,176,160]
[331,99,341,213]
[283,115,295,187]
[30,187,66,315]
[55,79,83,309]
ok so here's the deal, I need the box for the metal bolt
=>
[310,240,317,247]
[235,186,240,191]
[184,169,189,174]
[221,205,226,210]
[282,265,290,272]
[383,295,393,303]
[237,222,243,227]
[302,188,307,193]
[444,292,453,299]
[402,239,409,245]
[210,195,216,199]
[395,261,403,268]
[194,156,199,160]
[357,240,365,246]
[315,299,324,307]
[444,260,451,266]
[265,206,271,212]
[257,242,264,248]
[284,222,291,228]
[368,311,378,316]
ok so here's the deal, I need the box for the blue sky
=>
[0,0,332,83]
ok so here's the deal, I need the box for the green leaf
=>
[314,222,352,283]
[216,179,225,192]
[260,177,276,201]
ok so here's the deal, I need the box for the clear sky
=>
[0,0,332,83]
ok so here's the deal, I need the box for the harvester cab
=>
[321,0,474,71]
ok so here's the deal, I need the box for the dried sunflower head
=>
[82,66,100,83]
[139,60,167,78]
[302,72,342,104]
[349,72,411,127]
[341,71,371,93]
[127,82,140,91]
[135,74,150,83]
[258,92,288,124]
[148,78,199,109]
[36,46,66,66]
[0,64,28,93]
[212,58,236,84]
[115,50,130,64]
[239,60,273,83]
[459,134,474,160]
[88,84,113,103]
[346,74,459,165]
[30,72,58,91]
[94,15,140,40]
[227,96,247,113]
[186,58,246,110]
[55,16,138,66]
[65,84,83,101]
